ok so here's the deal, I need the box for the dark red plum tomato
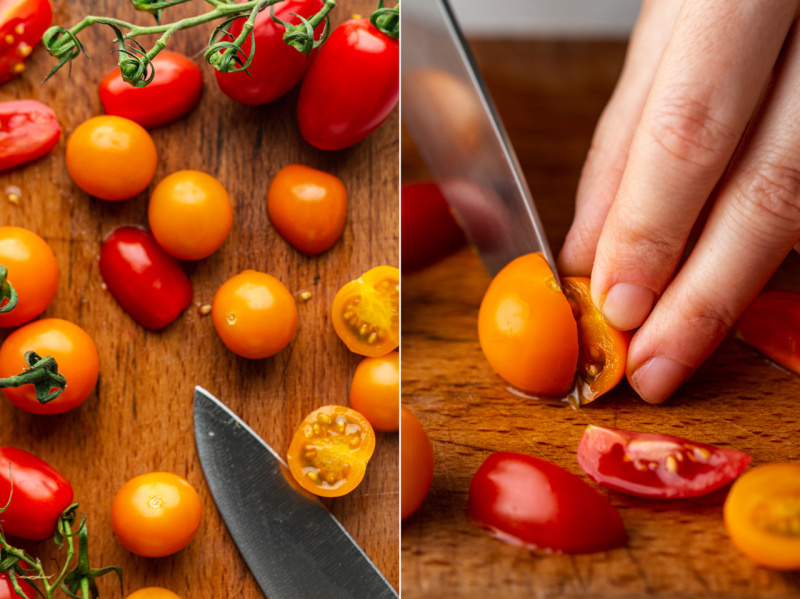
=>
[737,290,800,375]
[0,100,60,171]
[401,182,466,272]
[0,573,35,599]
[468,452,627,554]
[297,18,398,150]
[215,0,323,106]
[577,425,752,499]
[99,227,192,330]
[0,0,52,84]
[99,50,203,129]
[0,447,74,541]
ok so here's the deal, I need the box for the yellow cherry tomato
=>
[126,589,182,599]
[350,351,399,432]
[401,407,434,520]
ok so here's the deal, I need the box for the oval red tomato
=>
[577,425,752,499]
[737,290,800,375]
[0,447,74,541]
[0,573,35,599]
[215,0,323,105]
[99,227,192,330]
[401,182,466,272]
[468,452,627,554]
[99,50,203,129]
[0,100,60,171]
[0,0,52,84]
[297,17,398,150]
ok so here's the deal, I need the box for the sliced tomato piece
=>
[577,425,751,499]
[0,100,60,171]
[736,290,800,375]
[0,0,52,84]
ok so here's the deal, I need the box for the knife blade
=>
[402,0,557,279]
[193,386,398,599]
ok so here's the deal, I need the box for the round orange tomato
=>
[287,405,376,498]
[112,472,202,558]
[66,115,157,201]
[149,170,233,260]
[332,265,399,357]
[126,589,181,599]
[212,270,297,359]
[350,351,399,432]
[0,318,98,414]
[478,253,578,396]
[0,226,58,328]
[401,407,433,520]
[724,463,800,570]
[267,164,347,256]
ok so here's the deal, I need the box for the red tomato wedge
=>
[0,0,52,84]
[468,452,627,554]
[577,425,752,499]
[0,100,60,171]
[736,290,800,375]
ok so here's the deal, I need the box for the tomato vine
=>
[0,352,66,404]
[0,267,18,314]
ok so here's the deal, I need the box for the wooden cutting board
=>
[0,0,398,595]
[401,39,800,599]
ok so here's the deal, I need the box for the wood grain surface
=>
[401,40,800,599]
[0,0,398,596]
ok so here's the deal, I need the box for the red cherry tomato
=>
[577,425,752,499]
[737,290,800,375]
[0,573,35,599]
[99,50,203,129]
[0,100,60,171]
[401,182,466,272]
[215,0,323,106]
[0,0,52,84]
[99,227,192,330]
[297,17,398,150]
[0,447,74,541]
[468,452,627,554]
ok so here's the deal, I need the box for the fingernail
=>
[601,283,655,330]
[632,357,691,404]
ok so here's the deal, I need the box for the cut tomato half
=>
[736,290,800,375]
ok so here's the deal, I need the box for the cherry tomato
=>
[212,270,297,359]
[737,290,800,375]
[0,100,60,171]
[578,425,752,499]
[400,407,433,520]
[468,452,627,554]
[0,447,74,540]
[401,182,466,272]
[297,17,398,150]
[99,50,203,129]
[0,226,58,328]
[126,589,181,599]
[350,351,398,432]
[724,463,800,570]
[65,116,157,201]
[287,405,376,498]
[0,573,35,599]
[112,472,202,558]
[267,164,347,256]
[563,277,631,405]
[149,170,233,260]
[478,253,578,396]
[215,0,324,106]
[0,0,52,84]
[332,265,399,357]
[99,227,193,330]
[0,319,98,415]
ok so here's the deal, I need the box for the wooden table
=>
[401,40,800,599]
[0,0,398,596]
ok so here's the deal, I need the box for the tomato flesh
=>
[737,290,800,375]
[401,182,466,272]
[0,0,52,84]
[0,100,60,171]
[578,425,751,499]
[468,452,627,554]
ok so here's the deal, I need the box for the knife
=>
[402,0,557,279]
[193,386,398,599]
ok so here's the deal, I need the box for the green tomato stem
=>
[0,266,18,314]
[0,352,66,404]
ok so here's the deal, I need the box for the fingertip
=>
[629,356,691,404]
[599,282,655,331]
[557,226,596,277]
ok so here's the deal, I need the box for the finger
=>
[558,0,682,276]
[628,23,800,404]
[591,0,798,330]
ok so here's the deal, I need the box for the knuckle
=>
[734,158,800,240]
[668,288,737,343]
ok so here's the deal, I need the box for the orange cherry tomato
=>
[0,226,58,328]
[267,165,347,256]
[287,405,376,498]
[724,463,800,570]
[126,589,181,599]
[401,407,433,520]
[112,472,202,558]
[0,318,98,414]
[562,277,630,405]
[350,351,399,432]
[149,170,233,260]
[212,270,297,359]
[65,115,157,201]
[478,253,578,396]
[332,265,399,357]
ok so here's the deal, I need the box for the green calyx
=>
[0,266,18,314]
[271,0,336,55]
[0,351,67,404]
[370,0,399,39]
